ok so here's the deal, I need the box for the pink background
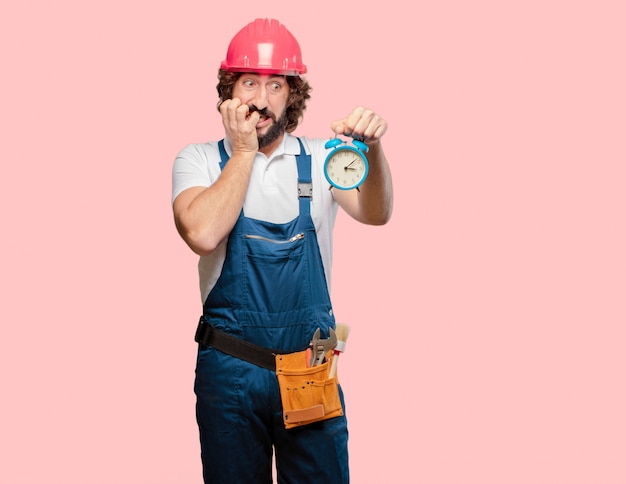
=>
[1,0,625,482]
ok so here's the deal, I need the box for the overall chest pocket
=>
[244,233,308,314]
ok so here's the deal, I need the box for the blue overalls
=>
[194,139,349,483]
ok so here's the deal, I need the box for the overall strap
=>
[295,138,312,215]
[217,138,312,214]
[217,139,229,170]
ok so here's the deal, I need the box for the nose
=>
[251,85,269,110]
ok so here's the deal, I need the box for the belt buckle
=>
[194,317,213,345]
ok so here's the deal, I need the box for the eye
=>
[269,81,284,92]
[241,79,256,90]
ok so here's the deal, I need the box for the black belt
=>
[195,317,281,371]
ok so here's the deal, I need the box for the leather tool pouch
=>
[275,349,343,429]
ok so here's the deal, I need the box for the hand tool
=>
[328,323,350,378]
[309,328,337,367]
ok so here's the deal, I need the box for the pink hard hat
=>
[220,18,307,76]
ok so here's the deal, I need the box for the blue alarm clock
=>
[323,137,369,190]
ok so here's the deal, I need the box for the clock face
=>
[324,147,368,190]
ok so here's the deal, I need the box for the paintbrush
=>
[328,323,350,378]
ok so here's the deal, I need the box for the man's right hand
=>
[219,98,260,153]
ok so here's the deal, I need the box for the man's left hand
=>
[330,107,387,144]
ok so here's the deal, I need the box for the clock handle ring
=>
[324,138,343,149]
[352,139,369,153]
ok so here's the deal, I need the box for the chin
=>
[257,115,287,149]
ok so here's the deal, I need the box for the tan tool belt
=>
[275,349,343,429]
[196,318,343,429]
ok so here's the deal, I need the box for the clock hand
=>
[346,157,359,168]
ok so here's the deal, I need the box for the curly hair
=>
[216,70,312,133]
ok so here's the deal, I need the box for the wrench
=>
[309,328,337,367]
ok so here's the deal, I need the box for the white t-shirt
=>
[172,133,339,303]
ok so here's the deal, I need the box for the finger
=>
[220,99,240,130]
[220,98,240,115]
[362,116,387,140]
[330,120,347,136]
[339,106,373,139]
[371,122,387,139]
[351,108,375,136]
[246,110,261,125]
[235,103,251,123]
[345,106,367,131]
[352,109,388,141]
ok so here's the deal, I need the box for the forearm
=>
[174,151,255,255]
[358,140,393,224]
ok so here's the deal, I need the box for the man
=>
[172,18,392,483]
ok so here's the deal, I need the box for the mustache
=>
[247,105,274,120]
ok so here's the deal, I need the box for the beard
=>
[257,111,288,149]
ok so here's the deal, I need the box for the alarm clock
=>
[323,137,369,190]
